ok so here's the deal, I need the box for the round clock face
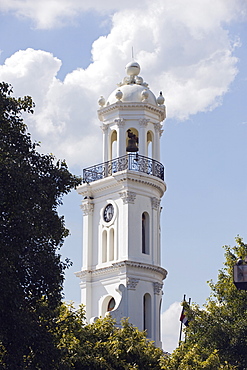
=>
[103,204,114,222]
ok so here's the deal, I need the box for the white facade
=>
[76,61,167,347]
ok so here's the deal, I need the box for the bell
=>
[126,129,139,152]
[126,138,138,152]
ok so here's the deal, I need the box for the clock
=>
[103,204,114,222]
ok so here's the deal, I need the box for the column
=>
[101,124,109,162]
[115,118,125,157]
[151,197,161,265]
[81,199,94,269]
[139,118,149,156]
[153,282,163,347]
[154,123,163,161]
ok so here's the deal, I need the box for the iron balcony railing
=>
[83,153,164,183]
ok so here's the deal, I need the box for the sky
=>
[1,0,247,353]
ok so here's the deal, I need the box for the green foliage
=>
[163,237,247,370]
[54,303,167,370]
[0,82,166,369]
[0,82,81,368]
[161,341,236,369]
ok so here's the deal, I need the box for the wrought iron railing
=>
[83,154,164,183]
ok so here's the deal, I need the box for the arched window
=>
[109,228,114,261]
[142,212,150,254]
[101,296,116,317]
[147,130,153,158]
[143,293,152,338]
[102,228,115,263]
[102,230,107,263]
[107,297,116,312]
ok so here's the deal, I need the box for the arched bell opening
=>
[126,128,139,153]
[147,130,154,159]
[110,130,117,160]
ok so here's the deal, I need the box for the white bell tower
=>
[76,61,167,347]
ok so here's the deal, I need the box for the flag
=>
[180,307,189,326]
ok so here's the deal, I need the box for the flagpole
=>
[178,294,186,344]
[184,297,191,343]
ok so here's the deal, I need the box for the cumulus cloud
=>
[0,0,246,29]
[0,0,245,167]
[0,48,102,169]
[0,0,148,29]
[162,301,182,353]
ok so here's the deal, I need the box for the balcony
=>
[83,154,164,183]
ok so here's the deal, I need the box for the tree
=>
[54,303,167,369]
[162,237,247,370]
[0,82,81,368]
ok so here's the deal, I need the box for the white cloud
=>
[0,0,148,29]
[0,0,245,167]
[0,49,61,101]
[0,0,246,29]
[0,48,102,169]
[162,301,182,353]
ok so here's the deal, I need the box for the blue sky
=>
[1,0,247,352]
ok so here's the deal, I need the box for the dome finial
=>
[125,61,140,77]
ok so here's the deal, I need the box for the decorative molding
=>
[114,118,126,127]
[116,175,166,198]
[78,171,166,199]
[153,282,163,295]
[151,197,161,210]
[127,277,139,290]
[81,200,94,215]
[154,123,164,137]
[98,102,166,122]
[139,118,149,127]
[119,190,136,204]
[101,124,109,132]
[75,260,168,280]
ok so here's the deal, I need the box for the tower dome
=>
[105,61,158,106]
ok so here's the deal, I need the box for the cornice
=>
[114,171,166,197]
[77,176,119,197]
[98,102,166,122]
[75,260,168,280]
[77,170,166,198]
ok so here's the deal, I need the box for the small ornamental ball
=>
[123,76,131,85]
[98,96,105,107]
[115,89,123,101]
[135,76,143,85]
[125,61,141,77]
[141,89,149,101]
[157,91,165,105]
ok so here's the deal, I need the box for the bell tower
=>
[76,61,167,347]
